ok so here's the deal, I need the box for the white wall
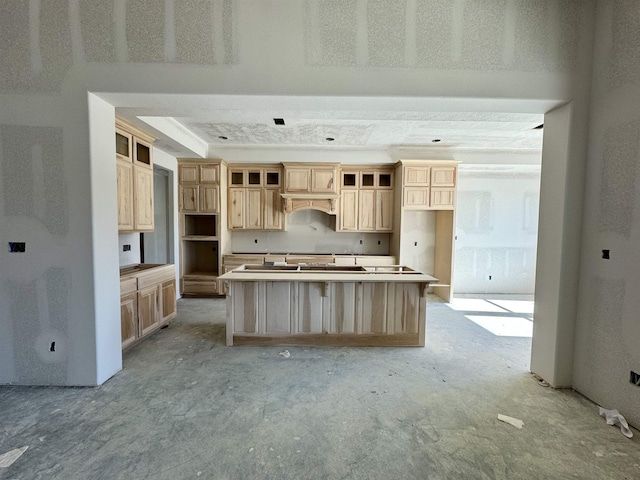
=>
[571,1,640,427]
[454,165,541,294]
[0,1,595,391]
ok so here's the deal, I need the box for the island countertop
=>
[218,264,439,284]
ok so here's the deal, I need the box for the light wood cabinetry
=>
[281,163,339,214]
[179,163,220,213]
[338,168,394,232]
[392,160,460,302]
[283,164,338,194]
[120,264,176,350]
[401,161,457,210]
[227,165,284,231]
[115,118,155,233]
[178,160,228,297]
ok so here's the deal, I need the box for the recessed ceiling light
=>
[218,136,228,140]
[274,118,285,125]
[325,137,335,141]
[431,139,441,143]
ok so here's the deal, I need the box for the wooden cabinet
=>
[178,163,220,214]
[401,161,457,210]
[393,160,460,302]
[283,163,338,194]
[116,159,134,231]
[178,160,227,297]
[338,168,394,232]
[115,118,155,232]
[134,167,154,230]
[120,265,176,350]
[227,165,284,231]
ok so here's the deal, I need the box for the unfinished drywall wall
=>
[572,0,640,427]
[454,165,540,294]
[231,210,390,255]
[0,1,595,387]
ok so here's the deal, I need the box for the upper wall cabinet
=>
[338,168,394,232]
[400,161,459,210]
[115,118,155,232]
[283,163,338,194]
[227,164,284,230]
[179,163,220,214]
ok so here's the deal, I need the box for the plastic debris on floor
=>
[599,407,633,438]
[498,414,524,429]
[0,446,28,468]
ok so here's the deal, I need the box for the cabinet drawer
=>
[182,280,218,295]
[120,277,137,295]
[138,265,175,289]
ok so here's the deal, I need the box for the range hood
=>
[280,193,340,215]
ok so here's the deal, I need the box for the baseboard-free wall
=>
[454,165,541,294]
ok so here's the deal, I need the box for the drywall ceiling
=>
[104,93,550,160]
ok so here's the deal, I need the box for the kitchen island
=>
[218,265,437,347]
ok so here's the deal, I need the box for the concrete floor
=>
[1,295,639,479]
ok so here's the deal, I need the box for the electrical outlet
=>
[8,242,25,253]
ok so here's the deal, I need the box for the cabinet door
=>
[358,190,376,231]
[180,185,198,212]
[179,164,199,184]
[339,190,358,231]
[245,188,263,229]
[376,189,394,231]
[133,138,152,168]
[404,166,430,185]
[138,285,160,336]
[199,184,219,213]
[263,188,284,230]
[228,188,245,229]
[285,168,310,192]
[116,159,134,231]
[431,166,456,186]
[430,187,455,209]
[403,187,429,208]
[200,164,219,184]
[120,292,137,349]
[134,167,154,231]
[161,280,177,322]
[311,169,336,193]
[115,128,132,162]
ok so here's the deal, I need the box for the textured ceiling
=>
[177,111,544,150]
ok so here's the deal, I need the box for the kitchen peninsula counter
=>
[219,265,437,347]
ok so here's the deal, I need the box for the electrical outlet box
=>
[8,242,25,253]
[123,244,131,252]
[630,370,640,386]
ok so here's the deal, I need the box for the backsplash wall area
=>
[230,210,389,255]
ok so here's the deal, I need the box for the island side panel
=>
[265,282,292,334]
[360,283,388,334]
[297,282,324,333]
[329,282,357,333]
[232,281,258,334]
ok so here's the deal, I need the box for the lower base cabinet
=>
[120,264,177,350]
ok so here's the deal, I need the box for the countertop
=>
[218,264,438,284]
